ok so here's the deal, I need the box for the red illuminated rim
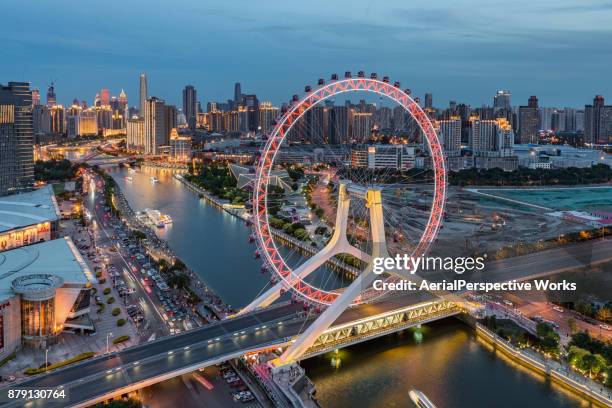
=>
[254,77,447,306]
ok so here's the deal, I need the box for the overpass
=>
[1,237,611,407]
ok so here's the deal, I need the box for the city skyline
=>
[2,0,612,107]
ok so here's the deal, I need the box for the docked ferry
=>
[144,208,173,228]
[409,389,437,408]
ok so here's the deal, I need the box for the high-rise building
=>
[585,95,612,143]
[144,97,166,155]
[99,88,110,106]
[32,89,40,106]
[575,110,585,132]
[139,73,147,116]
[258,102,278,134]
[169,128,192,162]
[46,82,56,107]
[164,105,177,141]
[518,96,539,144]
[234,83,242,105]
[0,82,34,195]
[424,93,433,109]
[328,105,349,144]
[493,90,511,111]
[242,94,259,132]
[351,112,372,142]
[182,85,197,130]
[118,89,128,111]
[551,110,566,132]
[126,116,145,152]
[437,116,462,156]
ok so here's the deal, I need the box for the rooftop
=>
[0,237,94,302]
[0,185,60,233]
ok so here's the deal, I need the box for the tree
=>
[591,354,607,376]
[596,307,612,323]
[575,300,594,317]
[167,273,190,289]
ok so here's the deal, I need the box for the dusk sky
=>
[2,0,611,109]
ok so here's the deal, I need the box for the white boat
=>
[128,168,136,174]
[144,208,172,227]
[124,176,133,182]
[150,176,159,183]
[409,389,437,408]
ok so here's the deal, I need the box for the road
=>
[85,176,168,339]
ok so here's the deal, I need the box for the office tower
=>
[0,82,34,195]
[139,73,147,115]
[352,112,372,142]
[169,129,192,162]
[328,105,349,144]
[182,85,197,130]
[437,116,462,155]
[118,89,128,111]
[96,106,113,131]
[449,100,457,114]
[242,94,259,132]
[495,118,515,157]
[309,105,328,143]
[585,95,612,143]
[126,117,145,152]
[99,88,110,106]
[424,93,433,109]
[32,89,40,106]
[259,102,278,134]
[144,97,166,155]
[46,82,56,107]
[518,96,539,144]
[493,90,511,111]
[234,83,242,105]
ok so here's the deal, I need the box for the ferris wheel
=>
[247,72,447,314]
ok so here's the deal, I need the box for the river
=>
[109,166,586,408]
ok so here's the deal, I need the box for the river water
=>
[109,166,586,408]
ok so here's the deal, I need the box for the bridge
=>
[1,238,610,407]
[0,293,457,408]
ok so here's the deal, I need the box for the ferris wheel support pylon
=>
[239,182,370,315]
[276,185,388,365]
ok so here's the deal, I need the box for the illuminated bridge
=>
[1,237,611,408]
[0,293,459,408]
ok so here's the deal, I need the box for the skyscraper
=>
[0,82,34,195]
[182,85,197,130]
[585,95,612,143]
[234,83,242,105]
[139,73,147,116]
[424,93,433,109]
[144,97,166,155]
[99,88,110,106]
[32,89,40,106]
[46,82,56,107]
[518,96,539,144]
[493,90,511,111]
[242,94,259,132]
[437,116,461,155]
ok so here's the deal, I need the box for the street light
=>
[106,332,113,354]
[45,348,49,372]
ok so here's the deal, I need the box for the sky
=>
[1,0,612,109]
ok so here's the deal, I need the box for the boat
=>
[124,176,133,182]
[144,208,172,228]
[409,389,437,408]
[128,168,136,174]
[150,176,159,183]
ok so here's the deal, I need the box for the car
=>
[502,300,513,307]
[222,370,237,379]
[600,324,611,331]
[552,306,564,313]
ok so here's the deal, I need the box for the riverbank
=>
[476,323,612,407]
[104,170,233,320]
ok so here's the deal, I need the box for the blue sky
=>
[2,0,611,108]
